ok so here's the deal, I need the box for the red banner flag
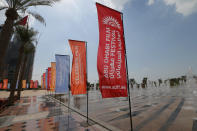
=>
[19,16,28,26]
[3,79,8,89]
[0,83,2,89]
[47,67,51,91]
[43,73,46,89]
[96,3,128,98]
[69,40,87,95]
[34,80,38,89]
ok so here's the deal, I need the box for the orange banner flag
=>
[69,40,87,95]
[51,62,56,91]
[43,73,46,89]
[41,75,43,89]
[30,80,33,89]
[3,79,8,89]
[22,80,26,89]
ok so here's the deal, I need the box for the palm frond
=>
[27,11,46,26]
[15,26,38,46]
[5,0,61,10]
[0,6,8,10]
[24,1,52,8]
[24,1,52,7]
[34,0,61,3]
[13,0,19,8]
[18,8,26,13]
[16,0,55,10]
[4,0,12,7]
[15,0,25,10]
[17,0,32,8]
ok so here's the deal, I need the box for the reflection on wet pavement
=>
[0,95,106,131]
[1,85,197,131]
[54,85,197,131]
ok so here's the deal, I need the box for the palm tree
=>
[9,26,37,104]
[17,42,35,99]
[0,0,59,79]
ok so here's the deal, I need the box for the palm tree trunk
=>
[0,17,14,79]
[8,47,24,105]
[17,54,28,100]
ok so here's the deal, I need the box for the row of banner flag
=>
[41,3,133,129]
[41,40,87,95]
[0,79,39,89]
[41,3,129,98]
[22,80,39,89]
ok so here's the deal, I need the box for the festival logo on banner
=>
[22,80,26,89]
[51,62,56,91]
[30,80,33,89]
[96,3,128,98]
[3,79,8,89]
[48,67,51,90]
[55,55,70,94]
[69,40,87,95]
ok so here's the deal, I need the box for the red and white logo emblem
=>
[103,16,121,29]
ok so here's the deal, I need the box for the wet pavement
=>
[53,84,197,131]
[1,84,197,131]
[0,94,107,131]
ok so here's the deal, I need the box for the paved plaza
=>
[1,85,197,131]
[58,85,197,131]
[0,91,107,131]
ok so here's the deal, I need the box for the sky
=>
[1,0,197,83]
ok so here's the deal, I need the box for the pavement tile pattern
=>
[0,95,105,131]
[59,85,197,131]
[1,85,197,131]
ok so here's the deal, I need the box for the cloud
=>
[148,0,155,5]
[0,0,7,25]
[28,15,35,27]
[0,11,6,25]
[52,0,83,23]
[163,0,197,16]
[94,0,131,11]
[25,12,35,27]
[148,0,197,16]
[0,0,7,7]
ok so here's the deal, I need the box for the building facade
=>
[4,35,35,83]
